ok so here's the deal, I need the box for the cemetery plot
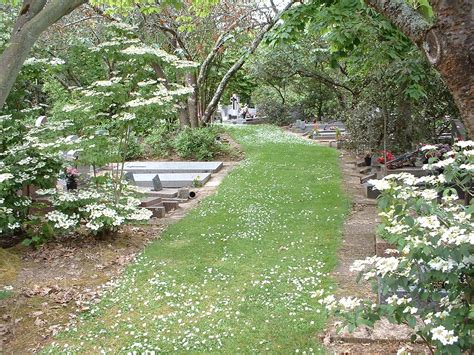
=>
[121,161,223,174]
[132,172,212,188]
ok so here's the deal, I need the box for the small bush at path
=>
[45,126,349,353]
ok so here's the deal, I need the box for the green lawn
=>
[45,126,349,354]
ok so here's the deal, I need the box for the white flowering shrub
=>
[39,180,152,236]
[0,115,64,242]
[47,22,195,170]
[321,141,473,354]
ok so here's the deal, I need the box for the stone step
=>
[162,200,179,212]
[140,197,162,207]
[144,189,178,198]
[146,205,166,218]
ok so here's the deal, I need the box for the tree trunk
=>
[201,0,296,124]
[365,0,473,137]
[0,0,86,110]
[186,72,199,128]
[178,102,190,127]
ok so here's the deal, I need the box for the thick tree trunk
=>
[365,0,473,137]
[186,72,199,128]
[0,0,86,110]
[426,0,473,137]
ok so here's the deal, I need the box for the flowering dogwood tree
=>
[320,141,473,354]
[0,22,197,246]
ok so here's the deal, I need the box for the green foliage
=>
[252,0,458,151]
[125,134,145,160]
[143,120,179,158]
[0,114,65,246]
[173,127,223,160]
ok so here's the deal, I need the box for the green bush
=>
[125,134,145,160]
[144,122,178,158]
[256,100,293,126]
[173,127,222,160]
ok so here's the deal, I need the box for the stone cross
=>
[230,94,240,111]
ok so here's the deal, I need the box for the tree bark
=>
[201,0,296,124]
[178,102,190,127]
[186,72,199,128]
[365,0,473,137]
[0,0,86,110]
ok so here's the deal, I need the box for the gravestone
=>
[363,182,381,199]
[451,119,467,140]
[229,94,240,119]
[124,172,135,184]
[152,175,163,191]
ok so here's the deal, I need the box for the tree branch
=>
[197,13,250,88]
[296,69,355,95]
[201,0,297,123]
[364,0,431,44]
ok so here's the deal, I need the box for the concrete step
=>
[162,200,179,212]
[140,197,162,207]
[146,205,166,218]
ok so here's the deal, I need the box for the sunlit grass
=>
[45,125,349,354]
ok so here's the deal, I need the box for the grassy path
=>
[46,126,348,354]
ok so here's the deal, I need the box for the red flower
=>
[377,151,394,164]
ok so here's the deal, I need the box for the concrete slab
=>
[133,173,211,188]
[144,189,178,198]
[140,197,162,207]
[147,205,166,218]
[121,161,223,174]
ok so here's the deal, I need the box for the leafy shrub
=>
[257,100,293,126]
[125,134,145,160]
[0,115,64,244]
[143,121,178,158]
[38,180,152,237]
[173,127,223,160]
[320,140,474,354]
